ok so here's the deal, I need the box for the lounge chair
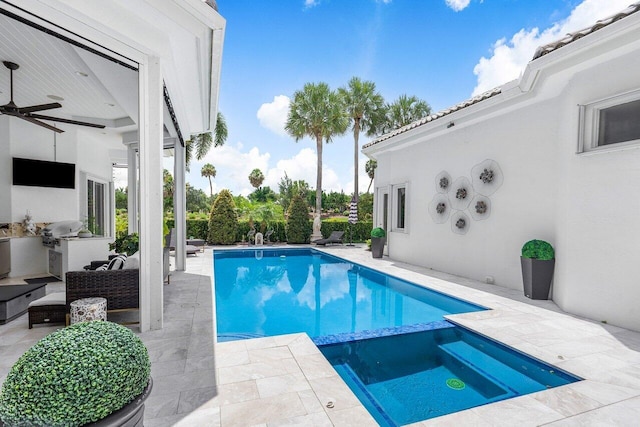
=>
[313,230,345,246]
[168,228,199,256]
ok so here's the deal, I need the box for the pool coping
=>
[211,245,640,426]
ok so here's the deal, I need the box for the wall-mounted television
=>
[12,157,76,189]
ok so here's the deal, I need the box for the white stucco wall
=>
[0,118,121,277]
[553,53,640,330]
[9,121,78,224]
[368,22,640,331]
[374,98,560,292]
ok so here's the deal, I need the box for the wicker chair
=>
[65,269,139,322]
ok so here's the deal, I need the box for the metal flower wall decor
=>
[470,195,491,221]
[435,171,452,194]
[471,159,503,196]
[428,194,450,224]
[451,211,470,235]
[449,177,474,211]
[429,160,503,234]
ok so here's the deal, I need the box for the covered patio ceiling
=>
[0,2,220,162]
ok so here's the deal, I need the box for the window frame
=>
[391,182,408,233]
[80,172,112,237]
[375,185,390,234]
[578,89,640,154]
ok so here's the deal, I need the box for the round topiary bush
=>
[371,227,386,238]
[208,189,239,244]
[521,239,554,260]
[286,194,312,244]
[0,321,150,427]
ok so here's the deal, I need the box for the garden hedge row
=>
[167,219,373,243]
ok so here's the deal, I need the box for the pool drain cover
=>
[446,378,465,390]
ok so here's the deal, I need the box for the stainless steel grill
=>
[42,221,82,248]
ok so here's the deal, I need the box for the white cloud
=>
[445,0,471,12]
[186,144,346,198]
[257,95,290,136]
[472,0,632,96]
[263,148,342,193]
[112,167,128,189]
[342,157,373,196]
[304,0,319,9]
[198,142,271,197]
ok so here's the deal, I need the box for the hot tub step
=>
[439,340,544,395]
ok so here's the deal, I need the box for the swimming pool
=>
[213,248,580,424]
[213,248,486,340]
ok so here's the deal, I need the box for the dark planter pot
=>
[0,379,152,427]
[371,237,386,258]
[90,378,153,427]
[521,257,555,300]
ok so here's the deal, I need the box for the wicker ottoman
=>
[28,292,66,329]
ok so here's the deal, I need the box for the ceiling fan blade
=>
[18,103,62,113]
[14,114,64,133]
[26,113,106,129]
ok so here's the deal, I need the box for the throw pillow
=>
[95,264,108,271]
[107,254,127,270]
[123,252,140,270]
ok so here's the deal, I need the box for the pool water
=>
[213,248,485,340]
[320,326,581,426]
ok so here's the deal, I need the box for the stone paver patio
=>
[2,245,640,426]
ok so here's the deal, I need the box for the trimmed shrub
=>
[320,220,372,243]
[286,194,312,243]
[109,232,139,255]
[167,217,372,243]
[521,240,554,260]
[371,227,386,238]
[0,321,150,427]
[208,189,238,244]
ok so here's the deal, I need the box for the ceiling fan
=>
[0,61,106,133]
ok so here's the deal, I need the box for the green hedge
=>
[321,221,372,243]
[167,219,373,243]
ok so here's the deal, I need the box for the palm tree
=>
[285,82,348,232]
[201,163,217,197]
[186,111,228,170]
[248,168,265,189]
[338,77,386,203]
[365,159,377,193]
[383,95,431,133]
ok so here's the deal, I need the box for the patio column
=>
[138,56,164,332]
[174,141,186,271]
[127,145,138,234]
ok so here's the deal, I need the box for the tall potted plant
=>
[520,239,555,300]
[0,321,152,427]
[371,227,386,258]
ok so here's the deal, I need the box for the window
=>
[80,171,112,238]
[391,183,408,232]
[396,187,405,229]
[579,90,640,153]
[375,186,390,234]
[87,179,106,236]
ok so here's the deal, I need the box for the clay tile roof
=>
[364,2,640,150]
[532,1,640,60]
[363,87,501,149]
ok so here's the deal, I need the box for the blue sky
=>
[182,0,630,197]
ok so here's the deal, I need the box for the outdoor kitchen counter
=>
[49,237,114,280]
